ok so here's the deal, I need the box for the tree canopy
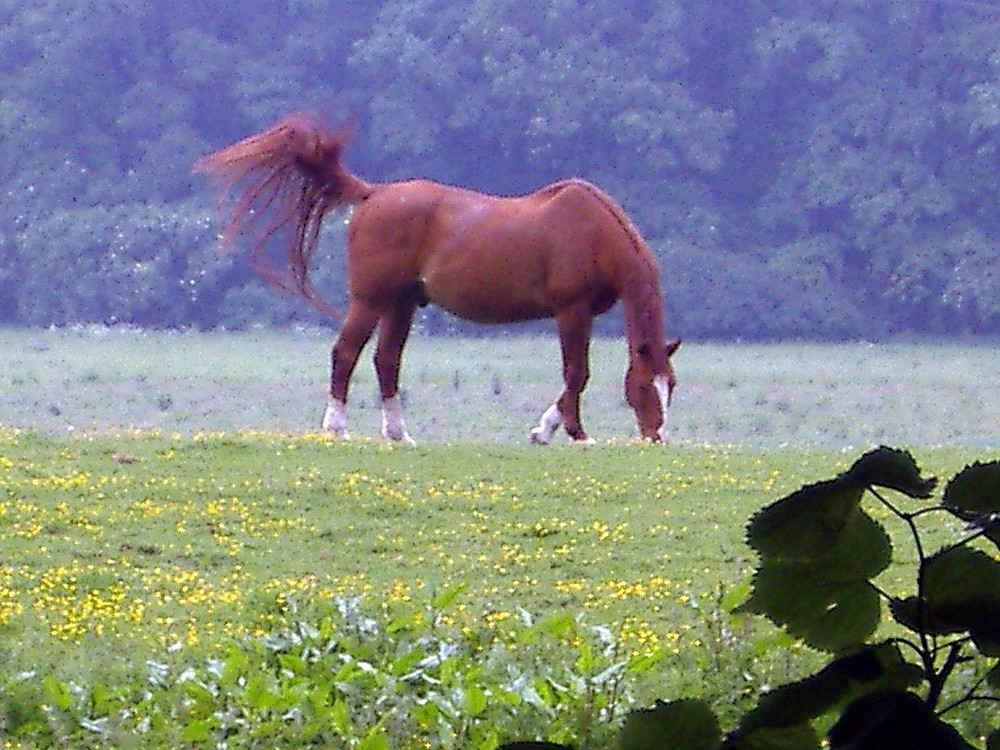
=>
[0,0,997,338]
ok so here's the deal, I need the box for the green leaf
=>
[846,446,936,498]
[943,461,1000,548]
[987,661,1000,691]
[741,566,881,651]
[221,646,249,686]
[725,723,822,750]
[89,683,112,715]
[358,730,389,750]
[389,646,425,677]
[243,675,280,711]
[742,453,915,651]
[740,644,921,732]
[430,583,467,610]
[827,691,977,750]
[43,676,72,711]
[618,699,721,750]
[411,700,439,730]
[277,652,307,675]
[463,684,488,717]
[890,547,1000,654]
[575,640,595,675]
[943,461,1000,515]
[743,484,891,651]
[746,478,866,562]
[541,612,578,639]
[532,676,556,708]
[626,649,664,675]
[180,718,217,743]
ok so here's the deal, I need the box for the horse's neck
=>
[621,275,666,363]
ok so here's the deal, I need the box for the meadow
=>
[0,328,997,747]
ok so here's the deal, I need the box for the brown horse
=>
[195,113,680,444]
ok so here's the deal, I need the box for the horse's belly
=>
[421,267,550,324]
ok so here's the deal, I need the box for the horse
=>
[194,113,680,444]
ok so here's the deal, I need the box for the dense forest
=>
[0,0,998,339]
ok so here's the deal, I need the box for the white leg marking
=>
[381,396,415,445]
[653,375,671,442]
[530,403,562,445]
[322,398,348,439]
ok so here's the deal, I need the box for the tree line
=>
[0,0,997,339]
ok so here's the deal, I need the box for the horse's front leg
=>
[531,304,593,445]
[323,302,379,438]
[373,300,417,444]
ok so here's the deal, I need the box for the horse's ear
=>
[666,338,681,357]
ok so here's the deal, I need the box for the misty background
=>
[0,0,997,340]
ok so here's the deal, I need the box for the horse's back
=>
[345,178,628,322]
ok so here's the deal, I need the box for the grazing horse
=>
[195,113,680,443]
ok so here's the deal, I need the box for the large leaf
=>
[746,478,866,563]
[943,461,1000,548]
[889,547,1000,655]
[738,644,921,733]
[743,480,891,651]
[944,460,1000,515]
[721,723,821,750]
[988,661,1000,691]
[618,700,721,750]
[826,691,977,750]
[845,447,937,499]
[741,566,881,651]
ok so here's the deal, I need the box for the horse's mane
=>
[193,113,371,313]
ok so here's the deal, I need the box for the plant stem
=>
[926,640,964,710]
[869,488,938,685]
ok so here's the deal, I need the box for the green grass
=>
[0,328,996,746]
[2,327,998,448]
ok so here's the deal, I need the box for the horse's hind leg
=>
[531,304,593,444]
[373,300,417,444]
[323,302,379,438]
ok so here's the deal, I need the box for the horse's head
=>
[625,338,681,442]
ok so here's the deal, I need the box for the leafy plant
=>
[623,446,1000,749]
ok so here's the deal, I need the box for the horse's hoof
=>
[382,429,416,445]
[529,429,550,445]
[571,436,596,446]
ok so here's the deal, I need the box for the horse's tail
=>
[193,113,372,315]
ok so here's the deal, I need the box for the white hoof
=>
[382,428,416,446]
[530,403,561,446]
[381,396,415,445]
[322,398,348,438]
[530,428,551,445]
[571,436,597,446]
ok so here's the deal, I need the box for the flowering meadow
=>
[0,425,988,747]
[1,331,996,746]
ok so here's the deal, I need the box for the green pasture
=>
[1,327,998,447]
[0,328,997,746]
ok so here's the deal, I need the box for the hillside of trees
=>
[0,1,998,339]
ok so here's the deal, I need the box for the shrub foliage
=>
[618,447,1000,750]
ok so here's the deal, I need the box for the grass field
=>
[0,328,997,747]
[2,326,998,448]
